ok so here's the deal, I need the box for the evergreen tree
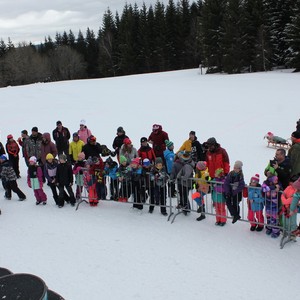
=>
[285,0,300,71]
[85,28,100,78]
[0,39,7,57]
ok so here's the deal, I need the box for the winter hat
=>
[206,137,217,145]
[80,119,86,126]
[117,126,125,134]
[29,156,37,163]
[0,154,7,161]
[189,131,196,136]
[21,129,28,135]
[78,152,85,160]
[292,178,300,190]
[119,155,127,164]
[46,153,54,160]
[181,151,191,161]
[215,168,224,177]
[131,157,140,165]
[123,138,132,145]
[73,132,79,138]
[140,137,148,143]
[155,157,163,165]
[291,131,300,139]
[165,140,174,148]
[143,158,151,167]
[56,120,62,126]
[59,154,67,161]
[234,160,243,169]
[105,157,113,165]
[89,135,96,142]
[152,124,160,131]
[7,134,13,139]
[269,175,278,183]
[251,174,260,182]
[31,126,38,132]
[196,161,207,171]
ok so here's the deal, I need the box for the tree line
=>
[0,0,300,87]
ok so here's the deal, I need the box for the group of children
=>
[1,140,300,241]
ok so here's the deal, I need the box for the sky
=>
[0,0,169,45]
[0,68,300,299]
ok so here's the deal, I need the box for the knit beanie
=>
[46,153,54,160]
[123,138,132,145]
[165,140,174,148]
[292,131,300,139]
[155,157,163,165]
[143,158,151,167]
[131,157,141,165]
[251,174,260,182]
[196,161,207,171]
[119,155,127,164]
[234,160,243,169]
[59,154,67,161]
[0,154,7,161]
[29,156,37,163]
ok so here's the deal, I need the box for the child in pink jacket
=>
[27,156,47,205]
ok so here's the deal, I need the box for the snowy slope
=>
[0,69,300,300]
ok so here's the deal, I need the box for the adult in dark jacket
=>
[264,148,291,189]
[112,127,128,161]
[56,154,75,207]
[148,124,169,159]
[25,127,43,162]
[83,135,112,160]
[0,142,5,155]
[288,131,300,178]
[52,120,70,156]
[17,130,30,166]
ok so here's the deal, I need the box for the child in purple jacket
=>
[224,160,245,224]
[27,156,47,205]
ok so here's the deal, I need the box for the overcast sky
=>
[0,0,168,45]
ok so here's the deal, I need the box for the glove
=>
[110,151,116,157]
[261,184,270,192]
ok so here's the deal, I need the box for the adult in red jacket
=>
[205,137,230,178]
[148,124,169,159]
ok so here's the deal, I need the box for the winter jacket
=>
[78,126,92,144]
[18,136,29,158]
[138,145,156,163]
[224,171,245,197]
[25,133,43,160]
[44,160,58,183]
[73,160,86,186]
[170,159,184,183]
[0,142,5,155]
[248,186,264,211]
[128,166,143,183]
[0,160,17,181]
[56,162,74,186]
[176,159,195,188]
[119,144,138,164]
[117,164,130,181]
[211,177,226,203]
[148,126,169,158]
[52,126,70,153]
[177,138,205,161]
[82,142,103,159]
[150,166,169,187]
[163,149,175,174]
[41,133,58,165]
[261,179,281,210]
[104,163,118,180]
[194,167,210,194]
[206,144,230,178]
[6,140,19,157]
[69,140,85,163]
[281,185,298,217]
[288,139,300,177]
[112,133,129,155]
[264,156,291,189]
[27,165,44,190]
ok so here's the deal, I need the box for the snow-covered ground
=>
[0,69,300,299]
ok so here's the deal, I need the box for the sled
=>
[264,132,291,149]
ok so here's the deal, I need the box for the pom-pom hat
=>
[251,174,260,182]
[196,161,207,171]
